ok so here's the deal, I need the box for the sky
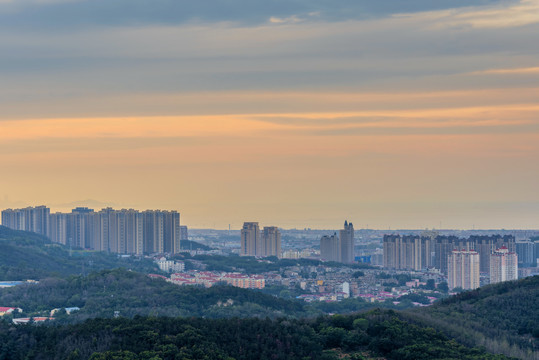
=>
[1,0,539,229]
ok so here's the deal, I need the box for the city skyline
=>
[3,203,539,231]
[2,0,539,229]
[1,205,182,255]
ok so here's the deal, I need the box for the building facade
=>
[319,221,355,264]
[1,206,50,237]
[490,246,518,284]
[320,233,340,262]
[240,222,261,256]
[1,206,180,255]
[240,222,281,258]
[448,249,480,290]
[432,235,515,275]
[340,220,355,264]
[383,234,432,270]
[262,226,281,258]
[516,241,536,268]
[180,226,188,242]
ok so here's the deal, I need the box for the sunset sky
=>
[1,0,539,229]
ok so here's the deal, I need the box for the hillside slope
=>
[0,268,307,320]
[0,226,158,279]
[406,276,539,359]
[0,310,510,360]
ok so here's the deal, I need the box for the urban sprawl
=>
[2,206,539,310]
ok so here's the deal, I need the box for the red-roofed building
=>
[148,274,167,280]
[0,307,22,316]
[12,317,54,325]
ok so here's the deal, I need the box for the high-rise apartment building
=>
[1,209,16,230]
[1,206,50,237]
[143,210,165,253]
[164,211,181,254]
[383,235,431,270]
[320,233,340,262]
[490,246,518,284]
[472,235,516,273]
[240,222,281,258]
[1,206,180,255]
[432,235,515,275]
[448,249,480,290]
[98,207,115,252]
[340,221,355,264]
[180,226,188,241]
[66,207,94,249]
[262,226,281,258]
[240,222,261,256]
[319,221,355,264]
[50,212,68,245]
[516,241,536,267]
[435,236,472,274]
[125,209,144,255]
[32,205,50,238]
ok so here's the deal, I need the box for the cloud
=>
[399,0,539,29]
[471,66,539,75]
[0,0,510,30]
[269,15,303,24]
[451,0,539,28]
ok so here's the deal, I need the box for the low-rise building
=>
[12,317,54,325]
[0,307,22,316]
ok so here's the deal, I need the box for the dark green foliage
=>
[186,254,371,274]
[397,293,430,305]
[310,298,400,314]
[0,228,536,359]
[394,274,412,286]
[0,226,158,280]
[0,267,417,323]
[179,240,213,251]
[0,269,307,321]
[0,311,509,360]
[406,276,539,359]
[437,281,449,292]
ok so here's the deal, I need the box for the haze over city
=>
[2,3,539,360]
[2,0,539,229]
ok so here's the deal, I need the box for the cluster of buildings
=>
[240,222,281,258]
[319,221,355,263]
[271,262,443,306]
[0,305,80,325]
[155,257,186,273]
[515,240,539,267]
[0,307,22,316]
[383,234,516,272]
[383,234,519,290]
[1,206,187,255]
[447,247,517,290]
[168,271,265,289]
[237,220,355,263]
[297,292,350,302]
[282,249,318,259]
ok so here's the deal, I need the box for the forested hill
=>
[0,268,307,321]
[406,275,539,359]
[0,226,158,279]
[180,239,213,251]
[0,310,510,360]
